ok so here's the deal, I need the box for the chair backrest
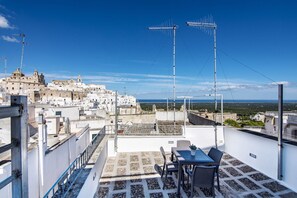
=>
[208,147,223,165]
[192,165,216,188]
[176,140,191,148]
[160,146,167,162]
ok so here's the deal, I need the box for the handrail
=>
[0,96,28,198]
[43,126,106,198]
[0,105,22,119]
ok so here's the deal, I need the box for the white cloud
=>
[2,35,19,43]
[0,15,13,29]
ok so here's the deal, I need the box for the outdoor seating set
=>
[155,140,223,198]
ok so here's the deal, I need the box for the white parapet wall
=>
[108,125,224,155]
[43,135,77,194]
[224,127,297,192]
[156,111,185,121]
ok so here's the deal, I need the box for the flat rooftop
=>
[95,151,297,198]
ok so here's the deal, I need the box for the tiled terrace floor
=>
[94,151,297,198]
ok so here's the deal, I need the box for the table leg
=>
[177,162,182,195]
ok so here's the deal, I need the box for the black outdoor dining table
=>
[171,147,215,196]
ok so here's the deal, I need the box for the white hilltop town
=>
[0,68,137,112]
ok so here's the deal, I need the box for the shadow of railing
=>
[43,127,106,198]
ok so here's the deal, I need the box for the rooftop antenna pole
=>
[187,20,218,148]
[19,33,25,72]
[149,25,177,129]
[4,57,7,77]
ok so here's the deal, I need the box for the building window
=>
[55,111,62,116]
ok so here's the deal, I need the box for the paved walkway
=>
[94,151,297,198]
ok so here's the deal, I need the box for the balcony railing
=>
[43,126,106,198]
[0,96,28,198]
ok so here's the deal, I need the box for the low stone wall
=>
[188,112,215,125]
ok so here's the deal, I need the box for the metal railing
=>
[0,96,28,198]
[43,126,106,198]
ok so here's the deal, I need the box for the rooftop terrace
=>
[95,151,297,198]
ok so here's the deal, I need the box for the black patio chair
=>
[189,165,216,198]
[159,146,179,189]
[208,147,223,191]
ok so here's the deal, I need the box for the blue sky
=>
[0,0,296,99]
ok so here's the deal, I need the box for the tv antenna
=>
[0,57,7,77]
[149,24,178,128]
[13,33,26,72]
[187,17,218,148]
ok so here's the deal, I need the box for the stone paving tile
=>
[249,172,271,181]
[146,178,161,190]
[223,154,233,160]
[238,165,256,173]
[224,179,246,192]
[117,159,127,166]
[97,186,109,197]
[116,167,126,175]
[200,187,214,197]
[107,158,116,164]
[130,155,139,162]
[218,168,230,178]
[143,166,154,174]
[113,180,126,190]
[131,184,145,198]
[142,158,152,165]
[119,153,127,158]
[243,194,257,198]
[228,159,244,166]
[141,152,151,157]
[217,185,239,198]
[154,157,163,165]
[149,192,163,198]
[112,192,126,198]
[224,167,242,177]
[238,178,261,190]
[168,192,179,198]
[257,191,274,197]
[152,151,161,157]
[104,164,114,173]
[130,163,140,171]
[220,160,229,166]
[164,177,177,189]
[279,191,297,198]
[262,181,288,193]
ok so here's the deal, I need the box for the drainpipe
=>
[183,98,186,136]
[38,113,45,197]
[277,84,283,180]
[115,91,118,152]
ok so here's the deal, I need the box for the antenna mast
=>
[149,25,177,128]
[4,57,7,77]
[19,33,25,72]
[187,20,218,148]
